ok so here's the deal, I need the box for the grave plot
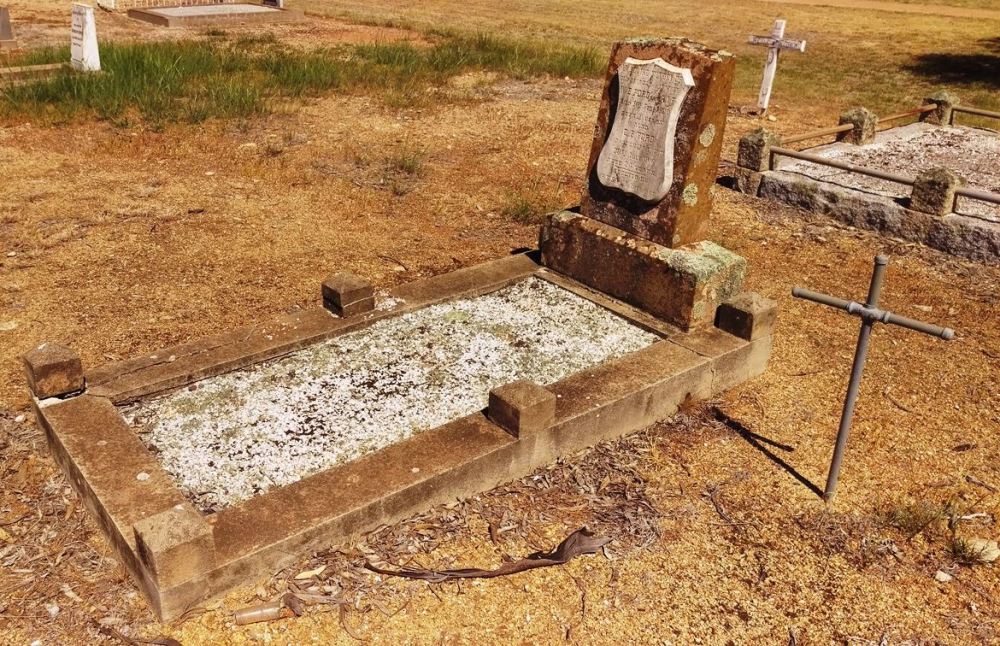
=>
[27,38,776,621]
[776,124,999,222]
[734,96,1000,263]
[120,277,660,512]
[127,3,301,28]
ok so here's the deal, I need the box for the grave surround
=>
[126,3,301,27]
[31,38,776,620]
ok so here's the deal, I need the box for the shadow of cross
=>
[792,254,956,503]
[748,19,806,114]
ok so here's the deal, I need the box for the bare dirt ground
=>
[2,3,999,645]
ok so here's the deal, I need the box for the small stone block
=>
[322,271,374,317]
[734,168,764,196]
[737,128,781,173]
[921,90,959,125]
[488,380,556,438]
[22,343,85,399]
[837,107,877,145]
[715,293,778,341]
[911,167,962,216]
[134,505,215,589]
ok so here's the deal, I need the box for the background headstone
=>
[70,3,100,72]
[0,6,17,50]
[580,38,735,249]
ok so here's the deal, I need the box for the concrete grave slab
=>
[33,252,774,621]
[127,3,302,28]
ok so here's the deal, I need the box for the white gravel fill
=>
[121,278,659,511]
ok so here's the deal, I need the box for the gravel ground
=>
[778,123,1000,221]
[121,278,659,510]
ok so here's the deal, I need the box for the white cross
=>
[748,19,806,114]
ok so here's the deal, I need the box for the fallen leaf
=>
[294,565,326,580]
[967,538,1000,563]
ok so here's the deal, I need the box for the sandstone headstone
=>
[0,7,16,50]
[581,38,735,248]
[70,3,100,73]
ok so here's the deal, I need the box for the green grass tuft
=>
[0,32,601,124]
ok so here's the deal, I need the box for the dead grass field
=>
[1,2,999,644]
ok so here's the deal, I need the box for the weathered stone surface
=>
[758,171,1000,263]
[322,271,374,317]
[582,38,735,248]
[715,293,778,341]
[539,211,746,329]
[23,343,84,399]
[910,167,962,216]
[737,127,781,173]
[837,107,877,145]
[596,57,694,202]
[488,380,557,438]
[0,7,16,50]
[134,505,216,589]
[921,90,960,125]
[734,168,764,196]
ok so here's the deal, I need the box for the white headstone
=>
[596,57,694,202]
[70,3,100,72]
[748,19,806,114]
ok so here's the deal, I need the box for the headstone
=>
[581,38,736,248]
[0,6,16,50]
[70,3,100,72]
[748,19,806,114]
[541,38,747,330]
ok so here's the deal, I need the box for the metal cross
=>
[748,19,806,114]
[792,254,955,502]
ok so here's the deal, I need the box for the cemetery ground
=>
[1,1,999,644]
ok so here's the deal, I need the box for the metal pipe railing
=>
[782,123,854,145]
[956,185,1000,206]
[770,147,916,186]
[879,105,935,125]
[952,105,1000,120]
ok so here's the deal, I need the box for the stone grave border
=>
[126,3,302,28]
[30,251,775,621]
[732,91,1000,263]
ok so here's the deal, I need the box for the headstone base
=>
[539,211,746,330]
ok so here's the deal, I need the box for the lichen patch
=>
[120,278,659,511]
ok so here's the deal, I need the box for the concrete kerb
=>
[32,252,774,620]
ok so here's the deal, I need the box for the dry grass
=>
[1,2,999,644]
[304,0,1000,121]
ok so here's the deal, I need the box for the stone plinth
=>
[837,107,877,145]
[23,343,85,399]
[581,38,735,248]
[911,167,962,216]
[322,271,375,317]
[539,211,746,330]
[921,91,960,126]
[0,7,16,50]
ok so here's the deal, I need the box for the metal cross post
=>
[792,254,955,502]
[748,19,806,114]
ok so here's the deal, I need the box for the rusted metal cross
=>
[748,19,806,114]
[792,254,955,502]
